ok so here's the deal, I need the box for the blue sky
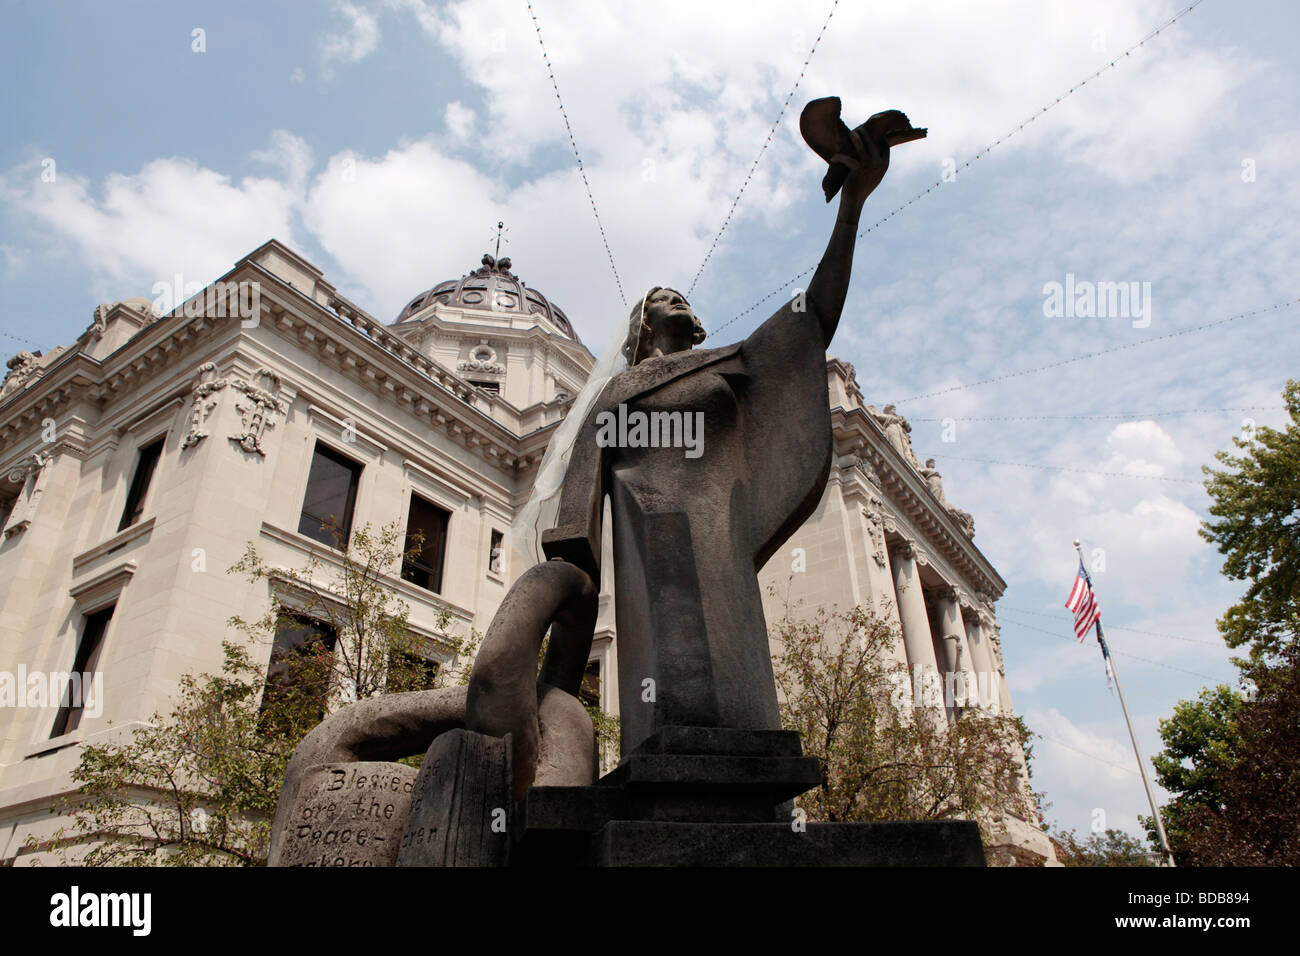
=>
[3,0,1298,844]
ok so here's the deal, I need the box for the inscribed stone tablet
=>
[397,730,511,866]
[276,761,417,867]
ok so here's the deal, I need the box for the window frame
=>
[401,492,451,594]
[117,436,165,532]
[297,440,364,549]
[259,614,340,728]
[49,604,114,739]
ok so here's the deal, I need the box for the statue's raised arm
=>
[741,99,925,569]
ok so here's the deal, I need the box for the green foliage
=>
[26,641,288,866]
[1200,379,1300,664]
[27,522,479,866]
[770,599,1038,834]
[1144,380,1300,865]
[1051,827,1158,867]
[1146,646,1300,865]
[1146,684,1241,841]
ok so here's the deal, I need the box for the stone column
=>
[962,605,999,713]
[987,619,1014,714]
[889,541,941,710]
[934,586,975,720]
[859,495,906,670]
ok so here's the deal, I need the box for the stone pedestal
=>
[592,820,984,866]
[511,725,985,866]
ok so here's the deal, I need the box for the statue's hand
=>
[838,129,890,213]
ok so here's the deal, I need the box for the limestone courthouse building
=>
[0,239,1055,865]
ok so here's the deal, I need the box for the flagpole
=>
[1074,540,1176,868]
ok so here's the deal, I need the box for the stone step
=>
[629,725,805,758]
[599,753,822,797]
[590,820,987,867]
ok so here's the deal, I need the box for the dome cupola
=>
[395,253,581,344]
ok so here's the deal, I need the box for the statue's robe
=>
[542,305,833,754]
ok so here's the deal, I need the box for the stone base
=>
[591,820,985,867]
[984,815,1062,867]
[511,725,985,866]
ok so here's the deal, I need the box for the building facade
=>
[0,239,1053,865]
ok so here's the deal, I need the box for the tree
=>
[1141,683,1240,855]
[1145,646,1300,865]
[227,521,475,706]
[1200,379,1300,664]
[770,598,1040,847]
[1050,828,1158,867]
[26,522,478,866]
[1142,380,1300,865]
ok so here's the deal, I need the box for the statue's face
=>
[642,287,701,351]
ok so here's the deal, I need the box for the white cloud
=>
[321,0,381,70]
[250,130,314,195]
[302,144,501,316]
[444,101,476,142]
[0,155,300,299]
[1026,706,1158,836]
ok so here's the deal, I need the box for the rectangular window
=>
[260,616,338,731]
[117,438,164,531]
[488,529,504,575]
[50,605,114,738]
[298,443,362,548]
[401,494,450,593]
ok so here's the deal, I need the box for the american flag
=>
[1065,560,1102,642]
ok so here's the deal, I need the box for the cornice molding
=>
[832,405,1006,599]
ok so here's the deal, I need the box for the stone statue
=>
[870,403,921,471]
[529,101,922,756]
[920,457,946,505]
[269,99,957,867]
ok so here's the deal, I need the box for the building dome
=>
[395,254,581,345]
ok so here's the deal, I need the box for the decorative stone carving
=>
[87,299,156,340]
[88,304,109,340]
[181,362,228,449]
[3,451,52,538]
[851,443,882,488]
[948,506,975,539]
[229,368,287,456]
[889,538,923,566]
[863,495,888,569]
[459,342,505,376]
[987,622,1006,677]
[869,403,921,471]
[1,351,40,399]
